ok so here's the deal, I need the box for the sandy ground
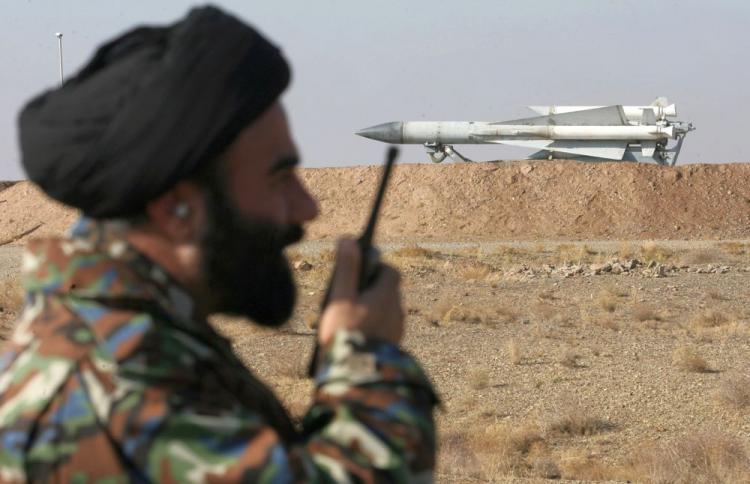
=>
[4,241,746,482]
[0,162,749,482]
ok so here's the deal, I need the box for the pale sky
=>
[1,0,748,179]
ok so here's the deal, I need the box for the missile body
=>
[358,121,674,145]
[356,100,694,166]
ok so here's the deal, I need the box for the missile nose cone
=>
[356,122,403,144]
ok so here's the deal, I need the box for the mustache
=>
[281,224,304,247]
[235,218,304,251]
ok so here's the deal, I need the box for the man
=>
[0,6,437,482]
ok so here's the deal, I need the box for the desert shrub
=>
[557,244,597,264]
[457,262,492,281]
[641,241,672,263]
[596,290,618,313]
[431,299,503,326]
[618,241,635,260]
[536,289,557,301]
[468,368,490,390]
[633,304,662,322]
[705,289,728,301]
[439,421,550,480]
[0,279,24,314]
[545,403,613,436]
[558,349,582,369]
[672,346,711,373]
[507,339,522,365]
[691,309,730,329]
[679,248,723,265]
[719,241,749,256]
[559,450,615,481]
[625,433,750,483]
[715,374,750,410]
[588,313,619,331]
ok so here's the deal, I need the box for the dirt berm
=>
[1,160,749,244]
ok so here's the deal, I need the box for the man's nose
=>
[290,179,319,224]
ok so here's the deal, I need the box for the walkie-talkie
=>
[308,146,399,376]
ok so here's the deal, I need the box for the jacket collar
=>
[22,218,196,322]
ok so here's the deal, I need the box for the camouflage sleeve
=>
[144,329,437,483]
[304,329,438,481]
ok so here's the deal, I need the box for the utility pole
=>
[55,32,64,86]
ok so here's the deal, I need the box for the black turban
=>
[19,6,290,217]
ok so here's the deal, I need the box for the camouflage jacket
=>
[0,220,437,483]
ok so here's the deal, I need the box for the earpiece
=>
[173,203,190,219]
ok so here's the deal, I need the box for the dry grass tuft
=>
[440,421,550,480]
[558,349,582,369]
[468,368,490,390]
[641,241,673,263]
[607,285,631,298]
[431,299,505,327]
[719,241,749,256]
[632,303,662,322]
[705,289,728,301]
[472,422,546,477]
[457,262,492,281]
[0,279,24,314]
[438,432,483,480]
[624,433,750,483]
[691,309,730,329]
[558,450,615,481]
[429,298,456,325]
[557,244,597,264]
[536,289,557,301]
[715,374,750,410]
[587,313,620,331]
[618,241,635,260]
[493,245,529,260]
[532,302,555,321]
[545,403,613,436]
[679,248,723,265]
[530,456,561,479]
[507,339,522,365]
[596,290,618,313]
[391,244,435,259]
[490,305,520,326]
[672,345,711,373]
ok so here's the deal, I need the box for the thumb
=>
[329,238,361,302]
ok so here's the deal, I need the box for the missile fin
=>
[640,109,657,125]
[494,105,628,127]
[536,140,628,160]
[528,106,550,115]
[651,97,669,107]
[528,106,594,116]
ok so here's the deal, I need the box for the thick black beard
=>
[200,182,303,326]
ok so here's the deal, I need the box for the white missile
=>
[356,99,694,166]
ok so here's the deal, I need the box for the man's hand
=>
[318,238,404,347]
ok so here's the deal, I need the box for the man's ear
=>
[144,181,206,243]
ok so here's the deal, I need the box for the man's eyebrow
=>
[269,156,299,175]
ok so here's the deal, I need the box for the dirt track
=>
[1,160,750,244]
